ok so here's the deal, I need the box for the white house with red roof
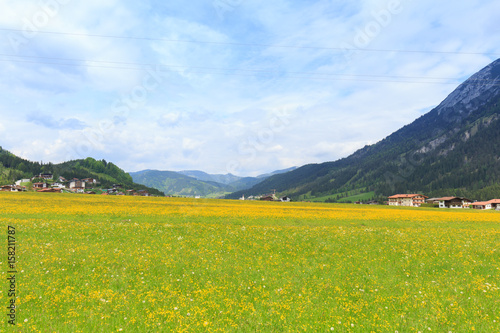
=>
[471,199,500,210]
[438,197,473,209]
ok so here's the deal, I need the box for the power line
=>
[1,28,499,56]
[0,53,500,84]
[4,56,500,85]
[0,53,471,81]
[3,55,500,85]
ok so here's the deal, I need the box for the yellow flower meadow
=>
[0,192,499,332]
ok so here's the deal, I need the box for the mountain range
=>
[129,167,297,197]
[3,58,500,202]
[228,58,500,202]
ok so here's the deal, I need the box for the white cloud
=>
[158,112,181,127]
[1,0,499,175]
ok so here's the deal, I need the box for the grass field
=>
[1,192,499,332]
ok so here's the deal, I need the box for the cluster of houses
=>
[1,174,99,194]
[0,173,150,196]
[388,194,500,210]
[239,193,292,202]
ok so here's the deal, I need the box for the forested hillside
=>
[0,149,163,195]
[228,58,500,202]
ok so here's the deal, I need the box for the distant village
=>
[239,193,292,202]
[0,173,151,196]
[2,175,499,210]
[237,189,291,202]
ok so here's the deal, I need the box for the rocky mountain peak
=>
[437,58,500,116]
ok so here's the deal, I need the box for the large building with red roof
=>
[388,194,428,207]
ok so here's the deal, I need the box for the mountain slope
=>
[130,167,298,197]
[129,170,233,197]
[228,58,500,201]
[177,170,242,185]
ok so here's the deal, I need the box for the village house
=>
[69,181,85,190]
[437,197,473,209]
[137,190,149,197]
[36,173,53,180]
[490,199,500,210]
[426,198,441,205]
[471,199,500,210]
[13,185,25,192]
[0,185,25,192]
[82,178,97,184]
[33,182,48,189]
[388,194,428,207]
[0,185,11,191]
[471,201,492,210]
[366,200,379,205]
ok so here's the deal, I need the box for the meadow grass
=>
[1,192,499,332]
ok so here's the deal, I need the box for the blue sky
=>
[1,0,500,176]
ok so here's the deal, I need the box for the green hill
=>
[130,170,232,197]
[130,167,297,198]
[0,150,163,196]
